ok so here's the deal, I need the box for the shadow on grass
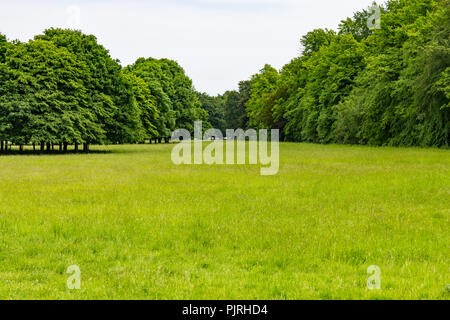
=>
[0,143,176,156]
[0,150,113,156]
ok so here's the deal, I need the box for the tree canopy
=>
[224,0,449,147]
[0,29,208,150]
[125,57,208,135]
[35,29,143,144]
[0,39,103,147]
[0,0,448,151]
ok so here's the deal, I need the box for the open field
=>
[0,143,448,300]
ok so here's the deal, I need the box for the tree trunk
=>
[63,142,68,152]
[19,145,23,152]
[46,142,51,152]
[33,143,36,151]
[59,143,62,151]
[74,143,79,152]
[40,141,45,152]
[83,143,89,153]
[1,140,3,152]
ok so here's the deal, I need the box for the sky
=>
[0,0,375,95]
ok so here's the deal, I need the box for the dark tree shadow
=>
[0,150,112,157]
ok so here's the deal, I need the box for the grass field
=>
[0,143,448,300]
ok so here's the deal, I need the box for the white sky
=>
[0,0,375,95]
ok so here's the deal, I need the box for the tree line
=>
[0,0,448,153]
[201,0,449,147]
[0,29,207,152]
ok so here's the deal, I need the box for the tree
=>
[0,39,104,149]
[198,92,225,132]
[2,0,448,151]
[338,3,382,42]
[332,0,449,147]
[126,57,207,135]
[125,73,159,140]
[300,29,336,57]
[36,28,143,144]
[0,33,7,63]
[223,90,241,129]
[246,64,279,129]
[236,81,251,129]
[240,0,448,147]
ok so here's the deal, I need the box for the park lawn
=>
[0,143,448,300]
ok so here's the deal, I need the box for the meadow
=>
[0,143,448,300]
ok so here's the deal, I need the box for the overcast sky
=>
[0,0,375,95]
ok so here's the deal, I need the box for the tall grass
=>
[0,143,448,299]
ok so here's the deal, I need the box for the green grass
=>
[0,143,448,300]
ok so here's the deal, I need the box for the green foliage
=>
[224,90,241,129]
[0,39,104,145]
[1,0,448,149]
[246,65,279,129]
[1,29,208,147]
[282,34,365,143]
[242,0,449,147]
[125,57,208,135]
[0,33,7,63]
[125,73,159,139]
[338,2,383,42]
[301,29,336,57]
[222,81,251,130]
[198,92,225,132]
[36,28,143,143]
[336,0,449,147]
